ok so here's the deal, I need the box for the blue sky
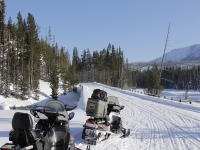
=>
[4,0,200,62]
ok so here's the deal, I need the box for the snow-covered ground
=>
[0,81,200,150]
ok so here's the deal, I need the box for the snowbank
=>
[0,102,10,110]
[76,85,91,110]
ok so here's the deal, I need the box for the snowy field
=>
[0,81,200,150]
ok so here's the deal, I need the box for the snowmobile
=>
[0,100,80,150]
[82,89,130,146]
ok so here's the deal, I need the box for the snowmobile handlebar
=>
[30,108,66,118]
[44,110,66,118]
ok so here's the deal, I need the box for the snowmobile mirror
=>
[120,105,125,110]
[30,109,39,118]
[69,112,75,120]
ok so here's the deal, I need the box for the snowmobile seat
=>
[107,104,113,115]
[11,112,43,149]
[107,104,120,115]
[109,115,121,133]
[107,96,120,114]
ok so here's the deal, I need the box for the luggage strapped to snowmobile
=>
[86,89,108,118]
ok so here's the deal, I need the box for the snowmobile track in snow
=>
[121,94,200,149]
[104,87,200,150]
[75,84,200,150]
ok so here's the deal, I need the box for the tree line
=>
[71,44,131,88]
[1,0,199,100]
[0,0,77,100]
[132,63,200,93]
[0,0,131,100]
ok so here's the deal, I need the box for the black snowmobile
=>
[0,100,80,150]
[82,89,130,146]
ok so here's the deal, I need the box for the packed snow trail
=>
[76,83,200,150]
[0,82,200,150]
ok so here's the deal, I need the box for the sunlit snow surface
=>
[0,81,200,150]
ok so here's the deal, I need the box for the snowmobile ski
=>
[120,128,130,138]
[86,145,91,150]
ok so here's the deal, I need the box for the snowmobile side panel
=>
[0,143,34,150]
[43,125,70,150]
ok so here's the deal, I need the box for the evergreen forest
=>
[0,0,199,100]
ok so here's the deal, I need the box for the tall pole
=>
[160,22,171,77]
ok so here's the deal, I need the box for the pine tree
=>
[5,17,15,97]
[50,65,59,100]
[21,70,29,99]
[110,45,119,87]
[70,47,79,87]
[132,77,137,89]
[8,18,18,97]
[117,47,124,88]
[43,26,53,81]
[92,51,99,82]
[80,49,86,82]
[60,47,70,95]
[48,40,59,99]
[0,0,6,94]
[16,12,25,98]
[123,58,129,89]
[26,13,40,99]
[147,63,163,96]
[40,38,46,80]
[98,49,106,84]
[105,44,111,85]
[32,41,40,100]
[86,49,92,82]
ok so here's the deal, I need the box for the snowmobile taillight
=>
[70,134,74,141]
[0,143,16,150]
[1,148,11,150]
[87,119,95,124]
[86,119,97,128]
[98,125,103,130]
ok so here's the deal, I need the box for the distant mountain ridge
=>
[153,44,200,62]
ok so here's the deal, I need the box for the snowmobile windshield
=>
[45,100,69,120]
[45,100,66,113]
[107,96,120,106]
[107,96,121,111]
[34,100,69,122]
